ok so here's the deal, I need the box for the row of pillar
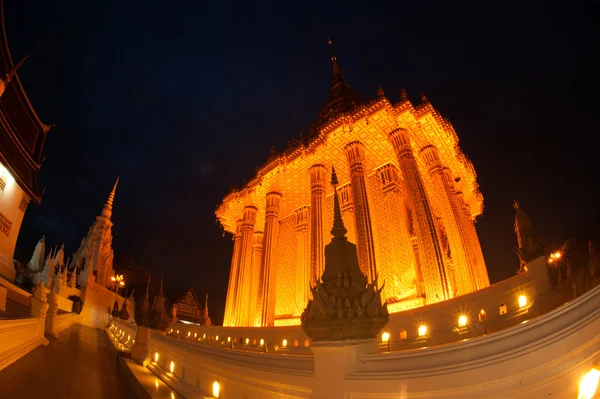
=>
[224,128,488,326]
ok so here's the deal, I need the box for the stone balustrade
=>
[108,318,137,351]
[0,317,47,372]
[143,282,600,398]
[378,258,556,351]
[165,323,312,354]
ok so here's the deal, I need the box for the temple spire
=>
[330,166,347,239]
[317,38,365,126]
[101,177,119,219]
[327,37,347,93]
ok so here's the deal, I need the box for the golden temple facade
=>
[216,45,489,327]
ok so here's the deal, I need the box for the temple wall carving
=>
[217,97,489,326]
[275,214,297,319]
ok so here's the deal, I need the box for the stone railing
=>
[109,318,137,350]
[148,333,313,398]
[52,313,79,337]
[0,317,47,372]
[165,323,311,354]
[377,256,557,351]
[338,282,600,399]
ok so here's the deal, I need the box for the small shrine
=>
[171,288,211,325]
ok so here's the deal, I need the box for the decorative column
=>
[235,206,257,327]
[344,141,377,282]
[377,164,421,298]
[248,231,263,326]
[456,190,490,288]
[295,206,310,314]
[29,281,50,345]
[45,282,60,338]
[309,164,327,285]
[258,192,281,327]
[388,128,450,303]
[420,145,476,296]
[223,220,243,326]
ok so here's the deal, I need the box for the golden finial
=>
[400,88,408,101]
[327,37,336,61]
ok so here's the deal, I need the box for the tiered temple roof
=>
[0,4,50,204]
[216,46,482,234]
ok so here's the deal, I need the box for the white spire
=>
[27,235,45,272]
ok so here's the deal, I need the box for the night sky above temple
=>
[5,0,600,324]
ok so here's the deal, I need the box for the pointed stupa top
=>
[54,243,65,267]
[330,166,348,239]
[203,292,209,318]
[144,275,151,300]
[101,177,119,219]
[316,38,365,126]
[27,235,46,272]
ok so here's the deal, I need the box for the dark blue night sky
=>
[5,0,600,323]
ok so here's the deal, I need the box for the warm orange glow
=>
[579,367,600,399]
[215,335,219,341]
[154,352,159,362]
[282,339,288,347]
[218,93,489,327]
[381,332,390,342]
[169,360,174,373]
[458,315,467,328]
[518,295,528,308]
[418,325,428,337]
[245,338,249,344]
[227,336,231,342]
[212,380,221,398]
[259,338,264,346]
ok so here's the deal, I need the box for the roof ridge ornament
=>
[400,88,408,101]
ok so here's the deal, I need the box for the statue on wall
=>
[513,200,543,268]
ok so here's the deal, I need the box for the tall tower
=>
[75,178,119,288]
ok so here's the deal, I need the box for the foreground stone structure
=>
[218,42,489,327]
[301,167,388,340]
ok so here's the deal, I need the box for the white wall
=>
[0,162,27,282]
[145,276,600,399]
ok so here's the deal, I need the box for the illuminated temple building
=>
[217,46,489,327]
[0,10,50,282]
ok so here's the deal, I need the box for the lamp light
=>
[259,338,264,346]
[169,360,174,373]
[418,325,427,337]
[381,332,390,342]
[578,367,600,399]
[154,352,159,363]
[282,339,288,347]
[518,295,527,308]
[458,315,467,328]
[212,380,220,398]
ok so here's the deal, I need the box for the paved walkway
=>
[0,324,136,398]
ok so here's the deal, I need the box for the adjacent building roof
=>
[0,3,50,204]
